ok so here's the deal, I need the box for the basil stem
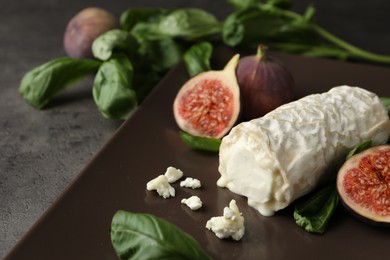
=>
[19,57,101,109]
[111,210,211,260]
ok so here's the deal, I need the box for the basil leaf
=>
[222,5,318,48]
[179,131,221,153]
[380,97,390,116]
[294,185,339,234]
[19,57,101,109]
[227,0,258,10]
[183,41,213,77]
[111,210,211,260]
[93,53,137,120]
[140,38,185,73]
[346,140,372,160]
[120,8,167,31]
[131,8,222,41]
[92,29,138,61]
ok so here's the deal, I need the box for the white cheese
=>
[181,196,203,210]
[218,86,390,216]
[206,200,245,241]
[164,166,184,183]
[146,175,175,199]
[180,177,201,189]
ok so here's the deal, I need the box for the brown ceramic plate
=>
[5,47,390,260]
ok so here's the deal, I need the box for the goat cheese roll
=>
[217,86,390,216]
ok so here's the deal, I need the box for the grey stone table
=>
[1,0,390,257]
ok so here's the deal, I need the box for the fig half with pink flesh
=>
[336,145,390,226]
[173,54,240,138]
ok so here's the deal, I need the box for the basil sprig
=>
[223,0,390,63]
[111,210,211,260]
[19,58,101,108]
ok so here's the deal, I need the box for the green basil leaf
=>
[120,8,167,31]
[140,38,185,72]
[19,57,101,109]
[227,0,258,10]
[131,8,222,41]
[380,97,390,116]
[92,29,138,61]
[294,185,339,234]
[179,131,221,153]
[183,41,213,77]
[222,14,245,47]
[346,140,372,160]
[222,4,318,48]
[93,53,137,120]
[111,210,211,260]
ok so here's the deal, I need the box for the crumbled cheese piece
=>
[164,166,183,183]
[206,200,245,241]
[180,177,201,189]
[146,175,175,199]
[181,196,203,210]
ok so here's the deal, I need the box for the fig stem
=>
[256,44,268,60]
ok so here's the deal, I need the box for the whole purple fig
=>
[63,7,118,59]
[236,45,294,120]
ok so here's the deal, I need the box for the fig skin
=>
[236,45,294,120]
[63,7,118,59]
[173,55,241,139]
[336,145,390,227]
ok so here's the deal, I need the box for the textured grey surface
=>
[1,0,390,258]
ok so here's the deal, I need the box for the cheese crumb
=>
[181,196,203,210]
[164,166,183,183]
[206,200,245,241]
[146,175,175,199]
[180,177,201,189]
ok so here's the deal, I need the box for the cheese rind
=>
[218,86,390,216]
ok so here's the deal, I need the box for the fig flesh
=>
[236,45,294,120]
[336,145,390,226]
[64,7,118,58]
[173,54,240,138]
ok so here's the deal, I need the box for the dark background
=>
[1,0,390,257]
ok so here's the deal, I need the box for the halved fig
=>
[173,54,240,138]
[336,145,390,226]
